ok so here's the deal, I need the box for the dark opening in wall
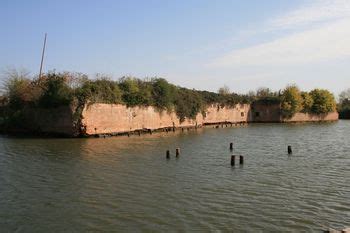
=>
[255,112,260,117]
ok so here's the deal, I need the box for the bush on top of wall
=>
[0,70,337,124]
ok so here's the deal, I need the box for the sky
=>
[1,0,350,95]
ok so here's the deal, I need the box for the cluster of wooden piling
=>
[229,142,244,166]
[95,121,250,138]
[230,155,244,166]
[165,140,293,166]
[211,122,247,129]
[94,124,204,138]
[93,120,254,139]
[166,148,181,159]
[229,143,293,166]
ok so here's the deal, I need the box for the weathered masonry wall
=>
[81,104,203,135]
[22,106,76,136]
[204,104,252,124]
[283,112,339,122]
[81,103,252,135]
[251,103,281,122]
[250,103,339,123]
[17,103,338,137]
[81,103,338,136]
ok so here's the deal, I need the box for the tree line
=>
[338,89,350,119]
[279,85,336,118]
[0,70,253,125]
[0,69,338,128]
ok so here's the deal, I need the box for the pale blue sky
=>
[1,0,349,95]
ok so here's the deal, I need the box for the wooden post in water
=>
[288,145,292,154]
[229,142,233,150]
[231,155,235,166]
[176,148,180,157]
[166,150,170,159]
[239,155,244,164]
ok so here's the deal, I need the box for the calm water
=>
[0,121,350,232]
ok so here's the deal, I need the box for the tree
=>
[339,88,350,104]
[256,87,273,98]
[309,89,336,114]
[218,85,231,95]
[77,78,122,104]
[38,72,73,108]
[175,88,203,122]
[337,89,350,118]
[1,68,32,109]
[301,92,313,113]
[280,85,303,118]
[152,78,174,110]
[118,77,144,106]
[247,90,256,100]
[119,77,139,93]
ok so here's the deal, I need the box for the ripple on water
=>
[0,121,350,231]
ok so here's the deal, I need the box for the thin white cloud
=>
[269,0,350,30]
[213,19,350,67]
[211,0,350,67]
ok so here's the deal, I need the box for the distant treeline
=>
[337,89,350,119]
[0,69,337,126]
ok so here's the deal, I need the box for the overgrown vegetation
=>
[0,70,255,124]
[281,85,303,118]
[249,87,281,105]
[280,85,336,118]
[309,89,337,114]
[0,69,338,129]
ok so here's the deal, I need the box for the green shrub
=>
[137,80,153,106]
[253,96,281,105]
[76,78,122,104]
[1,69,338,125]
[309,89,336,114]
[151,78,175,110]
[2,72,32,110]
[301,92,313,113]
[198,90,221,105]
[38,73,73,108]
[119,77,148,106]
[174,88,203,122]
[281,85,303,118]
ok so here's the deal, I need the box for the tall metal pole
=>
[38,33,47,79]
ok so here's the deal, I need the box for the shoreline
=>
[0,119,339,139]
